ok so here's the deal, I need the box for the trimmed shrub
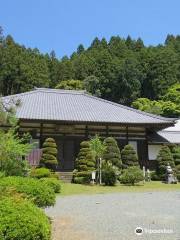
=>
[150,171,161,181]
[73,177,86,184]
[40,138,58,170]
[102,163,117,186]
[103,137,122,169]
[74,141,95,184]
[156,146,175,179]
[40,178,61,193]
[0,177,56,207]
[73,171,92,184]
[119,166,144,185]
[30,167,51,178]
[175,165,180,182]
[0,197,51,240]
[121,144,139,169]
[171,145,180,166]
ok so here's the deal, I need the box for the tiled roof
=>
[157,131,180,144]
[1,88,175,125]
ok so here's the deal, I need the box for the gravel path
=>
[45,191,180,240]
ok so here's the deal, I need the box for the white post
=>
[99,157,102,185]
[143,166,146,183]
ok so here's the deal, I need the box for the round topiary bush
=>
[103,137,122,169]
[0,197,51,240]
[119,166,144,185]
[156,146,175,179]
[74,141,95,184]
[40,138,58,170]
[121,144,139,169]
[0,176,56,207]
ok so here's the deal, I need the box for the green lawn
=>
[60,181,180,196]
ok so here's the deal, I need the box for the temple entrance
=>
[56,139,75,171]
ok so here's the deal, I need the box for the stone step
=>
[56,171,73,183]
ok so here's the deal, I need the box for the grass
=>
[60,181,180,196]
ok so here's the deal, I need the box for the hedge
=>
[39,178,61,193]
[0,177,56,207]
[0,197,51,240]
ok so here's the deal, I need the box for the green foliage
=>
[90,135,106,161]
[0,129,31,176]
[102,163,117,186]
[30,167,51,178]
[83,75,101,96]
[132,83,180,117]
[0,28,180,112]
[74,141,95,184]
[75,141,95,172]
[156,146,175,178]
[73,171,92,184]
[150,171,161,181]
[55,79,84,90]
[39,178,61,193]
[121,144,139,169]
[103,137,122,168]
[0,35,50,96]
[119,166,144,185]
[0,197,51,240]
[175,165,180,182]
[40,138,58,170]
[171,145,180,166]
[0,177,56,207]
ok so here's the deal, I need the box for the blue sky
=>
[0,0,180,58]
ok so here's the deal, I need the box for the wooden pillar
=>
[106,125,109,137]
[39,123,43,148]
[145,129,149,169]
[85,125,89,139]
[126,126,129,145]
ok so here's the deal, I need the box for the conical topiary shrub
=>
[74,141,95,184]
[103,137,122,169]
[40,138,58,170]
[121,144,139,169]
[75,141,95,172]
[156,146,175,178]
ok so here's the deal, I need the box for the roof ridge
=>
[35,88,86,94]
[1,89,39,99]
[83,93,174,123]
[1,88,86,99]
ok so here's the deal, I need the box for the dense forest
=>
[0,26,179,117]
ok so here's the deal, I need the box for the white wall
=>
[128,141,138,152]
[148,145,163,160]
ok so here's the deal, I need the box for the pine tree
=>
[40,138,58,170]
[156,146,175,177]
[121,144,139,169]
[103,137,122,169]
[170,145,180,166]
[77,44,85,54]
[75,141,95,172]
